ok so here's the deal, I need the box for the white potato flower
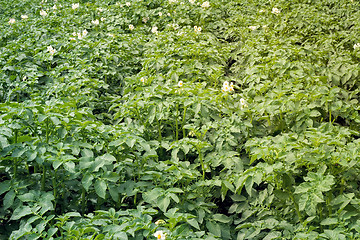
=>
[92,19,100,25]
[354,43,360,50]
[153,230,166,240]
[240,98,248,109]
[143,17,149,23]
[72,3,79,9]
[125,2,131,6]
[189,0,195,4]
[222,81,234,92]
[82,29,88,36]
[271,7,280,15]
[151,26,158,34]
[40,10,47,16]
[194,26,201,33]
[129,24,134,30]
[47,46,56,55]
[21,15,28,19]
[248,26,258,31]
[8,18,16,24]
[201,1,210,8]
[178,80,183,87]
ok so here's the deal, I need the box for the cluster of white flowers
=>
[248,26,258,31]
[21,15,28,19]
[129,24,135,30]
[194,26,202,33]
[107,33,115,38]
[47,46,56,55]
[125,2,131,6]
[259,9,265,13]
[8,18,16,24]
[153,230,166,239]
[178,80,183,87]
[40,10,47,16]
[101,17,106,21]
[158,12,163,16]
[201,1,210,8]
[140,77,145,84]
[91,19,100,25]
[189,0,195,4]
[72,3,79,9]
[271,7,280,15]
[143,17,149,23]
[169,0,177,3]
[151,26,158,34]
[222,81,234,92]
[354,43,360,50]
[240,98,248,109]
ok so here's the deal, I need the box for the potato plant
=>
[1,0,360,239]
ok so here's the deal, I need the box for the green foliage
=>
[1,0,360,239]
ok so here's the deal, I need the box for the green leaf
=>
[206,221,221,237]
[18,192,35,202]
[320,218,338,225]
[52,160,62,170]
[244,176,254,196]
[4,190,16,210]
[103,172,120,183]
[168,188,183,193]
[187,218,200,230]
[108,185,119,202]
[94,179,107,199]
[11,206,33,220]
[213,214,232,223]
[0,180,10,195]
[64,161,76,173]
[50,116,61,125]
[113,232,128,240]
[157,196,170,212]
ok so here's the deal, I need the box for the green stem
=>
[289,191,302,223]
[52,170,57,210]
[41,165,46,191]
[45,118,50,144]
[157,119,162,141]
[81,187,86,215]
[197,146,205,180]
[182,106,187,138]
[175,104,179,141]
[13,130,18,178]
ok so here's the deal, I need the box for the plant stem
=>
[157,119,162,141]
[182,106,187,138]
[289,191,302,223]
[197,146,205,180]
[81,187,86,215]
[175,103,179,141]
[52,170,57,210]
[13,130,18,178]
[41,165,46,191]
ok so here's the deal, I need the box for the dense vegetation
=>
[1,0,360,239]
